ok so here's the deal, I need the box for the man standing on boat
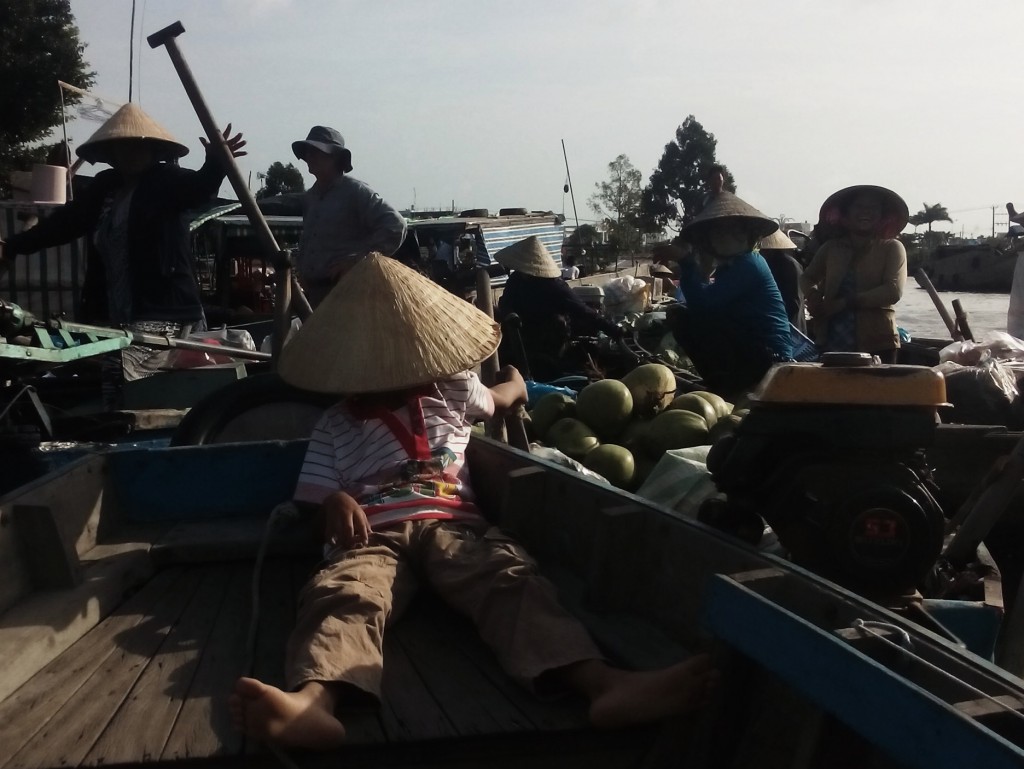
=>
[291,126,406,307]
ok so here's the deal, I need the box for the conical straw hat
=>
[818,184,909,240]
[77,103,189,164]
[758,229,798,250]
[681,191,779,245]
[494,236,561,278]
[279,254,501,394]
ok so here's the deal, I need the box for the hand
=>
[322,491,370,549]
[200,123,248,159]
[496,365,528,405]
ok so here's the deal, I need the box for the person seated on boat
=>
[665,192,793,398]
[495,236,623,381]
[757,229,807,333]
[228,254,718,751]
[799,185,908,363]
[0,104,246,404]
[291,125,407,307]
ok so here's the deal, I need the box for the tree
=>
[256,161,306,199]
[640,115,735,233]
[588,154,643,255]
[909,202,952,232]
[0,0,95,198]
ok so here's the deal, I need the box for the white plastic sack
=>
[603,276,651,316]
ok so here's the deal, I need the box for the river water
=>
[897,287,1011,341]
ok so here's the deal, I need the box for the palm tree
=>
[912,203,952,232]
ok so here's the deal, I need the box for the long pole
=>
[148,21,311,367]
[560,139,582,260]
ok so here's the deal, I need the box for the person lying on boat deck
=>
[664,192,792,398]
[291,125,407,308]
[495,236,623,381]
[229,254,717,751]
[799,185,908,363]
[0,104,246,404]
[757,229,807,333]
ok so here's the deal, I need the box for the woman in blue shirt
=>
[667,192,793,397]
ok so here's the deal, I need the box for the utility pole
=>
[993,206,996,239]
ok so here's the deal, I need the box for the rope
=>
[245,502,304,769]
[849,618,1024,724]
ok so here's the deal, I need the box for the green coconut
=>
[529,392,576,441]
[576,379,634,439]
[621,363,678,419]
[546,417,600,460]
[583,444,636,489]
[690,390,734,419]
[708,413,744,444]
[645,409,710,454]
[667,393,719,428]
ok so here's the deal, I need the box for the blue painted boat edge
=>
[702,573,1024,768]
[108,441,309,522]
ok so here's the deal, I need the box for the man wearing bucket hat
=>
[799,185,908,361]
[495,236,623,380]
[0,103,246,401]
[228,254,717,750]
[291,125,406,307]
[668,191,793,397]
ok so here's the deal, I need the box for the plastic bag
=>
[166,326,258,369]
[936,360,1021,426]
[528,444,611,485]
[603,276,651,316]
[259,318,304,354]
[939,331,1024,366]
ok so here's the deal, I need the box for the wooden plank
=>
[392,601,535,736]
[405,597,590,733]
[4,568,204,769]
[12,505,82,589]
[152,518,319,566]
[378,632,455,741]
[84,565,235,766]
[161,562,252,760]
[0,455,106,613]
[0,543,153,703]
[0,567,182,767]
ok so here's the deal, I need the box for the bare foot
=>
[585,654,720,728]
[229,677,347,750]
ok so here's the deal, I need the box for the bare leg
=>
[229,677,347,750]
[558,653,719,729]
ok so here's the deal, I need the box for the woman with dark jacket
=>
[0,104,245,400]
[495,236,621,380]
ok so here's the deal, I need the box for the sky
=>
[61,0,1024,238]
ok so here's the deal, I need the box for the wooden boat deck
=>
[0,549,665,769]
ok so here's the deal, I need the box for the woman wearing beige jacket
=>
[800,185,909,362]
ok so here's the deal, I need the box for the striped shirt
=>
[294,372,495,530]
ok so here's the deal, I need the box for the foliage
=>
[566,223,600,246]
[588,154,643,254]
[0,0,95,198]
[256,161,306,199]
[640,115,736,233]
[909,203,952,232]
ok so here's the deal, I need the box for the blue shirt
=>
[677,251,793,360]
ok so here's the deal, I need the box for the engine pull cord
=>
[245,501,303,769]
[850,618,1024,724]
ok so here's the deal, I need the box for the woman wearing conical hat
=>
[494,236,622,380]
[668,191,793,397]
[757,229,806,332]
[799,185,908,361]
[0,104,246,401]
[227,254,718,751]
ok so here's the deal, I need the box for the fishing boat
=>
[923,243,1017,293]
[2,429,1024,769]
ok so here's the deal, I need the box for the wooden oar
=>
[475,268,530,451]
[148,21,312,368]
[914,269,963,341]
[951,299,975,342]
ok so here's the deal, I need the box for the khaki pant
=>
[286,519,602,700]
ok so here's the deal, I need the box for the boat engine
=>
[703,354,948,595]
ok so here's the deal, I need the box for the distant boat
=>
[923,243,1018,293]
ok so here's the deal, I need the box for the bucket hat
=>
[279,254,501,394]
[758,229,798,251]
[680,191,779,247]
[818,185,909,240]
[76,103,188,165]
[494,236,561,278]
[292,125,353,172]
